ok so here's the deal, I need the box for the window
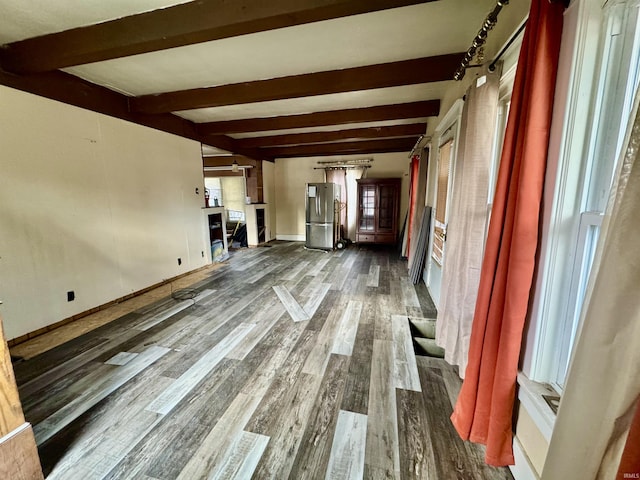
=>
[424,98,463,305]
[205,175,247,222]
[528,1,640,392]
[359,184,376,231]
[432,138,453,266]
[485,22,521,252]
[485,70,516,249]
[204,177,223,207]
[553,3,640,389]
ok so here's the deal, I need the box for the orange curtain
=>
[450,0,565,466]
[617,398,640,480]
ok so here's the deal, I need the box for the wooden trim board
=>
[0,423,43,480]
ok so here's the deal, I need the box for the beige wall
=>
[515,402,549,478]
[274,153,410,239]
[220,176,247,219]
[262,160,276,241]
[424,0,529,141]
[483,0,531,68]
[0,86,207,340]
[273,157,324,238]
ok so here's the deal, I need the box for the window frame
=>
[524,0,640,392]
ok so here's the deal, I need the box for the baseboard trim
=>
[276,234,305,242]
[510,436,539,480]
[8,263,214,347]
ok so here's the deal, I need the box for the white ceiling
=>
[0,0,191,44]
[0,0,528,159]
[62,1,494,96]
[176,82,450,123]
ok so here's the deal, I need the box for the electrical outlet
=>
[195,187,199,194]
[67,291,75,302]
[177,258,182,266]
[201,251,204,257]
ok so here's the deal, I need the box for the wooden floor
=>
[13,242,513,480]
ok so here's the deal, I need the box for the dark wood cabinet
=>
[356,178,401,244]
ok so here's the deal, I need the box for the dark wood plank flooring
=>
[13,242,512,479]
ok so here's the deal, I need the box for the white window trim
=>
[517,373,557,442]
[483,22,523,261]
[522,0,604,383]
[552,211,603,386]
[529,0,640,392]
[424,99,463,301]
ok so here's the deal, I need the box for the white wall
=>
[0,86,207,340]
[274,153,410,240]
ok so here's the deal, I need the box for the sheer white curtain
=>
[542,83,640,480]
[435,66,501,376]
[346,167,365,240]
[325,169,347,238]
[325,167,365,241]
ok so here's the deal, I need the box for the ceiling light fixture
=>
[232,159,239,172]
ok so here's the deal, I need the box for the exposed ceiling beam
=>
[198,100,439,135]
[236,123,426,148]
[259,137,416,158]
[204,170,244,178]
[130,54,462,114]
[0,0,438,74]
[0,67,261,160]
[203,156,256,167]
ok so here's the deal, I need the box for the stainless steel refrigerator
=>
[305,183,340,249]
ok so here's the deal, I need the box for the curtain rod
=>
[489,19,527,72]
[314,166,372,170]
[454,0,510,81]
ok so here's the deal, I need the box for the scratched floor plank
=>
[34,345,171,445]
[208,431,270,480]
[249,372,323,479]
[146,323,255,415]
[273,285,309,322]
[302,295,349,376]
[367,264,381,287]
[289,355,350,480]
[365,339,400,477]
[340,322,375,415]
[44,374,174,479]
[391,315,422,392]
[16,242,512,480]
[325,409,368,480]
[331,300,363,356]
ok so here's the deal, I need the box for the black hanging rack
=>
[453,0,511,81]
